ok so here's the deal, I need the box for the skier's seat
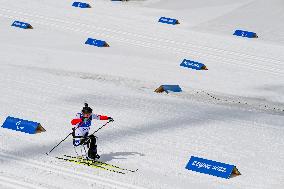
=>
[72,133,100,159]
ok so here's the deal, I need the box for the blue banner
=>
[233,30,258,38]
[186,156,240,179]
[11,21,32,29]
[180,59,207,70]
[85,38,109,47]
[158,17,179,25]
[72,2,91,8]
[1,116,45,134]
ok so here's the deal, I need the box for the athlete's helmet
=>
[82,103,92,114]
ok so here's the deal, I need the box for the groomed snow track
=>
[0,151,147,189]
[0,7,283,76]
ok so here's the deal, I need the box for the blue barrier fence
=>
[85,38,109,47]
[1,116,45,134]
[233,30,258,38]
[186,156,240,179]
[158,17,179,25]
[72,2,91,8]
[11,21,32,29]
[180,59,207,70]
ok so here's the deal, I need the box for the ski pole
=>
[46,132,72,155]
[84,120,113,144]
[91,120,113,135]
[46,125,80,155]
[46,120,112,155]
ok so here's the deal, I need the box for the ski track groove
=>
[0,8,283,76]
[0,152,147,189]
[1,68,282,139]
[0,78,283,188]
[0,16,280,76]
[0,174,47,189]
[0,67,283,117]
[0,6,282,65]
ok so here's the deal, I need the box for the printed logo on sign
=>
[194,64,200,68]
[16,121,21,126]
[192,161,211,169]
[159,17,178,25]
[184,61,200,68]
[184,61,192,66]
[16,121,24,130]
[161,18,168,22]
[192,161,227,172]
[212,165,227,172]
[14,22,21,26]
[12,21,29,29]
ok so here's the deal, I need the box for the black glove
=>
[108,117,114,122]
[71,127,76,137]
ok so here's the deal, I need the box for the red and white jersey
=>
[71,113,109,146]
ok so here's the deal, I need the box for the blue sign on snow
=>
[186,156,241,179]
[155,85,182,93]
[85,38,109,47]
[158,17,179,25]
[11,21,33,29]
[233,30,258,38]
[72,2,91,8]
[162,85,182,93]
[1,116,45,134]
[180,59,207,70]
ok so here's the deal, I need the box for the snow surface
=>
[0,0,283,188]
